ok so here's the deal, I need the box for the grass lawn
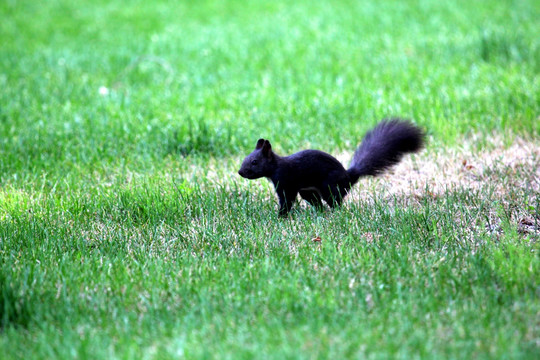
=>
[1,0,539,358]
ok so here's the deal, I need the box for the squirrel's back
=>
[272,149,349,188]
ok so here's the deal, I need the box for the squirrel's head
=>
[238,138,276,179]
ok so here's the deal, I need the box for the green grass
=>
[1,0,539,358]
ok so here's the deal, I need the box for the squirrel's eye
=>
[251,160,258,165]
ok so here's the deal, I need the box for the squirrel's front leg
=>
[276,188,297,216]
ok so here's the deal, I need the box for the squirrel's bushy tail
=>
[347,119,425,185]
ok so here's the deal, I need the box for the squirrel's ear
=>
[255,139,265,150]
[262,140,272,157]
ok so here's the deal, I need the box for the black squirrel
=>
[238,119,425,216]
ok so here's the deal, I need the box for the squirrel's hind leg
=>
[322,183,350,208]
[299,189,324,209]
